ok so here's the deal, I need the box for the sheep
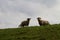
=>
[18,18,31,27]
[37,17,50,26]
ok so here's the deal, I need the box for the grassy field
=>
[0,24,60,40]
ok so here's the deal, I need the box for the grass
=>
[0,24,60,40]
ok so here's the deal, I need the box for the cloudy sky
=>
[0,0,60,29]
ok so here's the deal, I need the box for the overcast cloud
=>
[0,0,60,29]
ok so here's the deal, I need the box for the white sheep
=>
[37,17,50,26]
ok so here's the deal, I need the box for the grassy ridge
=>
[0,24,60,40]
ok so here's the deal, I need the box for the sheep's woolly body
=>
[41,20,49,24]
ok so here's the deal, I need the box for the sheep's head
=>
[37,17,41,20]
[27,18,31,21]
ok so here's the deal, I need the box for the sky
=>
[0,0,60,29]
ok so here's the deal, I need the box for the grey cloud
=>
[0,0,56,16]
[41,0,56,7]
[0,0,34,16]
[25,0,56,8]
